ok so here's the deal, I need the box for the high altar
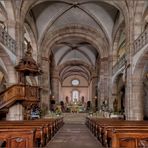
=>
[66,99,86,113]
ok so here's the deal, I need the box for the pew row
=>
[86,117,148,148]
[0,117,64,148]
[0,128,36,148]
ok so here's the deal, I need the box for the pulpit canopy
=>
[15,42,42,76]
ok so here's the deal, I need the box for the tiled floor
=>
[46,124,103,148]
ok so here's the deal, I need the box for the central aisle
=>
[46,124,103,148]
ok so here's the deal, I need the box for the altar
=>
[66,101,86,113]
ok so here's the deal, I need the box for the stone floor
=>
[46,124,103,148]
[63,113,87,124]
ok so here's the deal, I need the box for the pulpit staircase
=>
[0,84,40,119]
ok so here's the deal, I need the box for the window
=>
[71,79,79,86]
[72,90,79,102]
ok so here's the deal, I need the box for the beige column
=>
[6,103,24,120]
[40,58,50,111]
[51,77,60,103]
[91,76,98,112]
[125,3,143,120]
[5,10,24,120]
[99,58,110,109]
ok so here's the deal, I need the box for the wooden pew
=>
[0,125,45,147]
[0,121,53,145]
[104,126,148,147]
[0,117,64,145]
[0,117,63,147]
[0,128,36,148]
[112,129,148,148]
[86,117,148,148]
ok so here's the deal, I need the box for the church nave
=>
[46,123,102,148]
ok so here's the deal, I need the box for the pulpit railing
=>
[0,84,40,109]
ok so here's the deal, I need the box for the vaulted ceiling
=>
[51,38,98,66]
[30,1,119,42]
[26,0,121,80]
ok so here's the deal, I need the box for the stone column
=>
[51,77,60,103]
[40,58,50,111]
[6,19,16,40]
[130,78,143,120]
[125,3,143,120]
[5,9,24,120]
[109,52,115,111]
[91,75,98,112]
[6,103,24,120]
[15,20,24,62]
[143,78,148,118]
[99,57,109,109]
[89,81,92,101]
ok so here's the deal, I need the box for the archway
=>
[112,73,125,114]
[116,74,125,113]
[133,48,148,120]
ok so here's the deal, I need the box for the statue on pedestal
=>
[65,96,69,104]
[113,98,118,112]
[81,96,84,104]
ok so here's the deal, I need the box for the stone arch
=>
[4,1,15,20]
[0,63,8,84]
[112,72,125,112]
[0,2,7,21]
[142,5,148,31]
[39,25,110,109]
[132,47,148,120]
[0,1,7,35]
[20,0,129,25]
[112,22,126,64]
[0,45,17,86]
[133,0,146,39]
[116,74,125,112]
[24,22,38,61]
[58,60,92,83]
[40,25,109,60]
[20,0,129,50]
[0,70,7,92]
[39,25,108,93]
[3,0,16,39]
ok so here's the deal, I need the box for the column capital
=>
[41,57,51,63]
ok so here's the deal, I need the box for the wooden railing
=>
[0,26,16,54]
[133,28,148,54]
[0,84,40,109]
[113,54,126,75]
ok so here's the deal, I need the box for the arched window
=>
[72,90,79,102]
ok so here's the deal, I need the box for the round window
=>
[72,79,79,86]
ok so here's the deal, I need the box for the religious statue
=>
[65,96,69,104]
[81,96,84,103]
[143,73,148,96]
[113,98,118,112]
[26,42,33,57]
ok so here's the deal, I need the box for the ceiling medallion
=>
[72,2,79,8]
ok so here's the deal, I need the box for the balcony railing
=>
[0,26,16,54]
[0,84,40,109]
[133,28,148,54]
[113,54,126,75]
